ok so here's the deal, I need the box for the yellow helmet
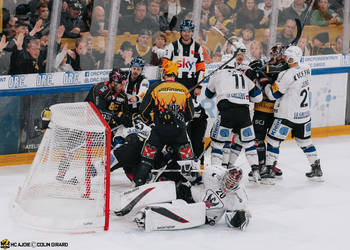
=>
[163,60,178,77]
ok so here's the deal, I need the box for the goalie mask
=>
[270,43,285,59]
[222,168,243,193]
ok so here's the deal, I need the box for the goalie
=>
[112,165,250,232]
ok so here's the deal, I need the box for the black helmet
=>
[270,44,285,58]
[180,20,195,31]
[109,68,127,84]
[130,56,145,68]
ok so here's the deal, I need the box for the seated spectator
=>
[310,31,336,55]
[278,0,310,26]
[200,0,214,32]
[55,43,75,72]
[151,32,167,66]
[9,37,44,74]
[132,29,152,65]
[276,18,296,46]
[61,0,83,38]
[160,0,184,22]
[278,0,295,10]
[333,35,343,54]
[118,1,153,35]
[238,23,255,56]
[209,3,234,36]
[249,40,267,61]
[310,0,343,26]
[298,34,312,56]
[258,0,273,21]
[80,2,93,33]
[147,0,164,34]
[2,13,17,38]
[89,5,108,37]
[113,40,134,69]
[236,0,268,29]
[120,0,136,17]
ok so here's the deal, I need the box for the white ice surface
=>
[1,135,350,250]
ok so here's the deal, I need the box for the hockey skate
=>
[306,160,324,182]
[259,165,276,185]
[248,165,261,184]
[273,161,283,177]
[134,211,145,229]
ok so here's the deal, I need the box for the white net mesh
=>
[12,102,110,232]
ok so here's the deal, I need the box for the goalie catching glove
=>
[225,209,251,230]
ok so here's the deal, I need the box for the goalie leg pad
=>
[111,181,177,217]
[225,209,251,230]
[142,200,206,232]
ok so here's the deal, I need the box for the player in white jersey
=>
[124,166,250,232]
[205,41,263,180]
[264,46,323,181]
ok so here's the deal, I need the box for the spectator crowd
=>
[0,0,347,75]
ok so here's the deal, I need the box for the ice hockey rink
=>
[1,135,349,250]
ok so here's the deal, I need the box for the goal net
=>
[12,102,111,232]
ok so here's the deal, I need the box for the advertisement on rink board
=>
[0,55,349,155]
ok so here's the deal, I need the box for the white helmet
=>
[283,46,302,65]
[231,41,247,56]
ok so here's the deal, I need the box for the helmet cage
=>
[222,168,242,192]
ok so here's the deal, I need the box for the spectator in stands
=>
[55,43,75,72]
[88,5,108,37]
[160,0,184,23]
[261,28,270,57]
[333,35,343,54]
[200,0,213,32]
[80,34,105,70]
[211,51,222,63]
[151,32,167,66]
[113,41,134,69]
[9,37,44,74]
[332,0,344,18]
[2,13,17,38]
[278,0,295,10]
[209,3,234,36]
[80,2,93,33]
[147,0,164,34]
[278,0,310,26]
[238,23,255,57]
[310,31,335,55]
[276,18,296,46]
[249,40,267,61]
[67,38,86,71]
[61,0,83,38]
[30,3,50,38]
[258,0,273,21]
[310,0,342,26]
[298,34,312,56]
[120,0,136,17]
[118,1,153,35]
[236,0,268,29]
[0,35,11,75]
[133,29,152,65]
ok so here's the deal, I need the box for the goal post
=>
[12,102,111,232]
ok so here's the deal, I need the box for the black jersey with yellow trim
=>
[139,80,194,126]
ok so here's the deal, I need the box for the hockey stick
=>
[290,0,315,46]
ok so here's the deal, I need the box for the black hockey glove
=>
[249,59,264,71]
[225,210,251,230]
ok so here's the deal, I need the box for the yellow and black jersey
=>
[254,62,289,114]
[139,80,194,126]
